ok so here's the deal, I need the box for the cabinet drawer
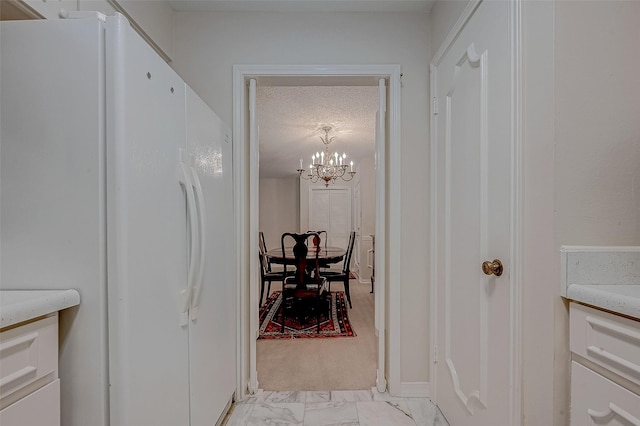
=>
[0,379,60,426]
[570,303,640,386]
[572,362,640,426]
[0,314,58,405]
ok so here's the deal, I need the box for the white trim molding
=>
[509,1,524,425]
[232,64,402,400]
[399,382,431,399]
[359,235,374,285]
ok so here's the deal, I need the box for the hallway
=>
[222,389,449,425]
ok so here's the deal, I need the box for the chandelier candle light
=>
[297,126,356,187]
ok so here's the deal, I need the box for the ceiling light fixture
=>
[297,126,356,187]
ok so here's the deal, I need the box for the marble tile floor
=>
[222,389,450,426]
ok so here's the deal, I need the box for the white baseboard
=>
[215,393,235,426]
[399,381,431,398]
[358,277,373,285]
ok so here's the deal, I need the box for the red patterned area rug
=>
[258,291,355,339]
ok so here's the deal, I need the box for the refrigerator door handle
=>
[189,164,207,321]
[178,156,198,327]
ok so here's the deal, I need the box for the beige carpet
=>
[257,279,377,390]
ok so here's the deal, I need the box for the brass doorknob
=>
[482,259,503,277]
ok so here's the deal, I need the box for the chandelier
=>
[297,126,356,187]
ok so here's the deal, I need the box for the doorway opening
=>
[233,65,402,399]
[233,65,401,399]
[256,82,377,390]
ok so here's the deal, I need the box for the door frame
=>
[233,64,402,399]
[429,0,522,423]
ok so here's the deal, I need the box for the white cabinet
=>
[572,362,640,425]
[0,380,60,426]
[570,302,640,425]
[0,314,60,426]
[308,187,352,248]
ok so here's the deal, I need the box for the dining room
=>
[255,80,379,391]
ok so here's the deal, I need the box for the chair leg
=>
[316,297,321,333]
[344,276,352,308]
[266,280,272,303]
[260,280,265,306]
[281,292,286,333]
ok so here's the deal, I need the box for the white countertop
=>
[561,246,640,320]
[567,284,640,320]
[1,289,80,329]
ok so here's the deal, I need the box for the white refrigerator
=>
[0,14,236,426]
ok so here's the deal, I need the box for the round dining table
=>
[265,246,346,267]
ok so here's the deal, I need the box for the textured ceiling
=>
[257,85,379,179]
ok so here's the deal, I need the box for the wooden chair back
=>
[342,231,356,274]
[281,232,322,289]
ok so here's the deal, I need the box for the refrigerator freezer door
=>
[185,86,237,425]
[105,16,190,426]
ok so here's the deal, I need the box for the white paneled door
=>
[432,1,516,425]
[309,187,352,249]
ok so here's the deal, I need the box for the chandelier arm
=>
[298,126,356,186]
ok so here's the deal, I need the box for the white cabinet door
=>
[0,315,58,404]
[0,379,60,426]
[571,302,640,388]
[309,188,351,248]
[571,361,640,426]
[310,189,331,233]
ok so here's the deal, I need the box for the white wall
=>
[430,1,640,425]
[555,1,640,245]
[553,4,640,423]
[521,2,557,425]
[116,0,174,58]
[429,0,470,55]
[172,11,431,387]
[259,177,300,250]
[22,0,175,59]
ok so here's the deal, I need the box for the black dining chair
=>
[281,232,329,333]
[259,250,286,306]
[308,230,331,270]
[260,230,290,270]
[259,231,292,306]
[259,231,268,255]
[307,230,327,250]
[259,231,277,273]
[320,231,356,308]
